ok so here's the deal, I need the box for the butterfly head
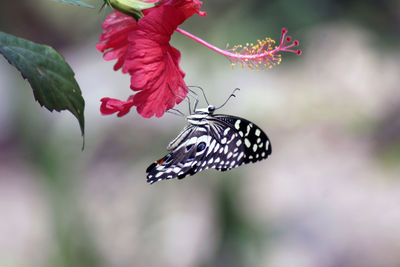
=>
[194,105,216,115]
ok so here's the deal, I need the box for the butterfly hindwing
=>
[146,125,211,184]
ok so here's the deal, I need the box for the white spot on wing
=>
[245,125,251,136]
[214,143,220,153]
[255,129,261,136]
[245,138,251,148]
[224,127,230,136]
[207,139,216,156]
[224,145,228,154]
[235,120,241,130]
[253,144,258,152]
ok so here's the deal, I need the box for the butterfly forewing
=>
[146,113,272,184]
[213,115,272,164]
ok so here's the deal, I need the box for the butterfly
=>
[146,89,272,184]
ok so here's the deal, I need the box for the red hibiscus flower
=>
[97,0,206,118]
[97,0,301,118]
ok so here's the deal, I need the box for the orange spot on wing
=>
[157,158,165,164]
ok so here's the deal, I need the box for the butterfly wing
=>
[212,114,272,164]
[192,114,272,173]
[146,114,272,184]
[146,125,211,184]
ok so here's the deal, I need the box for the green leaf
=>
[52,0,94,8]
[0,31,85,145]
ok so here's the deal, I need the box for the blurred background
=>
[1,0,400,266]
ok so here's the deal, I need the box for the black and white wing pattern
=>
[146,114,272,184]
[212,114,272,164]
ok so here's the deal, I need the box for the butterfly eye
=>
[197,142,206,152]
[208,105,215,113]
[185,144,194,152]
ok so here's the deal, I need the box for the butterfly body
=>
[146,105,272,184]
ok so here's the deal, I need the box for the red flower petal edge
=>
[100,96,135,117]
[97,0,206,118]
[96,11,137,72]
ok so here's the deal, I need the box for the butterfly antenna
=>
[188,86,210,106]
[215,88,240,110]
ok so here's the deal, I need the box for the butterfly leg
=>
[188,86,210,106]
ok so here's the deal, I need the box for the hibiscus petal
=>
[122,6,191,118]
[100,96,135,117]
[97,11,137,71]
[165,0,207,17]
